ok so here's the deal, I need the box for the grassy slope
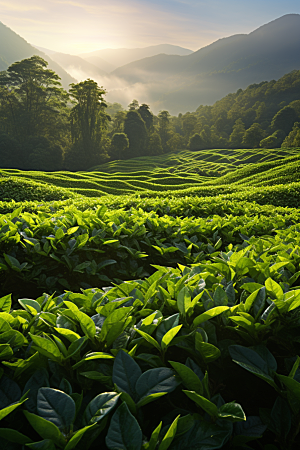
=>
[0,146,299,218]
[1,148,300,202]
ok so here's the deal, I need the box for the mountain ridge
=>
[50,52,108,80]
[107,14,300,113]
[1,14,300,114]
[79,44,193,71]
[0,21,75,89]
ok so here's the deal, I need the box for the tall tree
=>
[282,122,300,148]
[138,104,153,131]
[0,55,69,143]
[167,133,185,152]
[229,119,245,148]
[69,79,110,168]
[271,106,299,135]
[128,99,139,111]
[182,112,197,139]
[259,130,285,149]
[110,133,129,160]
[158,110,172,151]
[189,133,205,151]
[124,110,147,158]
[147,132,163,155]
[242,123,265,148]
[110,111,126,134]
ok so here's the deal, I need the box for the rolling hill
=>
[1,147,299,201]
[49,52,108,80]
[2,15,299,114]
[79,44,193,72]
[108,14,300,113]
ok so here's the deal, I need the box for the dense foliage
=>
[0,148,300,448]
[0,56,299,171]
[2,202,300,449]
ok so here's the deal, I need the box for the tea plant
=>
[1,257,300,448]
[1,204,300,298]
[1,147,300,449]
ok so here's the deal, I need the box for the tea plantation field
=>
[1,147,300,450]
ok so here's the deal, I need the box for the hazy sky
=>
[1,0,300,54]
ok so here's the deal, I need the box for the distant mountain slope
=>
[76,55,116,73]
[50,52,108,80]
[34,45,57,55]
[0,22,75,89]
[79,44,193,72]
[109,14,300,113]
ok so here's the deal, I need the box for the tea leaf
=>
[37,388,76,430]
[106,402,142,450]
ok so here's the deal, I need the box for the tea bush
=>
[1,147,300,449]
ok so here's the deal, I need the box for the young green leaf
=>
[24,411,65,447]
[265,278,283,299]
[161,325,182,352]
[0,399,27,421]
[19,299,41,315]
[143,422,162,450]
[136,392,168,408]
[54,328,81,343]
[156,314,180,345]
[195,333,221,363]
[0,344,13,360]
[0,294,12,313]
[289,356,300,379]
[169,361,203,395]
[193,306,229,328]
[29,334,63,362]
[67,336,87,360]
[158,415,180,450]
[177,287,191,318]
[72,352,114,369]
[100,308,133,347]
[74,310,96,340]
[136,329,161,351]
[64,424,96,450]
[183,390,218,418]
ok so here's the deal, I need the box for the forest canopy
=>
[0,56,299,171]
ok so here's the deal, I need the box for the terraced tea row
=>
[1,148,300,201]
[90,148,298,173]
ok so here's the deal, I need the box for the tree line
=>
[0,56,300,172]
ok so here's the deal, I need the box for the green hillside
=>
[0,148,299,203]
[2,148,300,449]
[111,14,300,113]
